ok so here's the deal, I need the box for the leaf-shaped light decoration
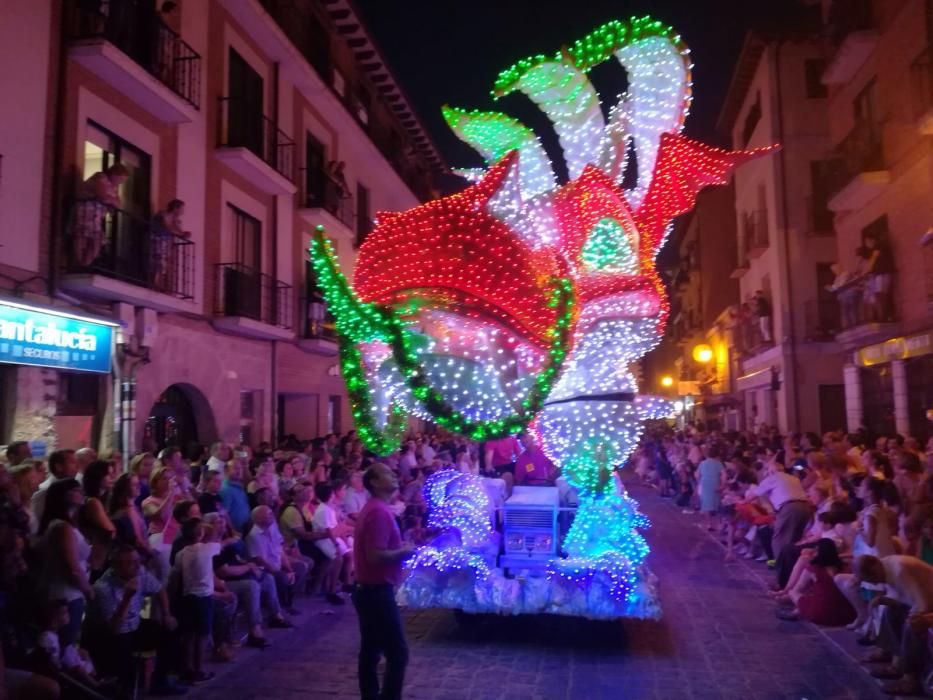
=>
[442,105,556,198]
[497,59,605,181]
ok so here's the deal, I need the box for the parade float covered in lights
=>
[308,16,774,619]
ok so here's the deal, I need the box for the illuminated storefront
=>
[0,298,117,451]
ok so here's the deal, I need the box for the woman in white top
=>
[835,476,899,634]
[853,477,897,558]
[312,481,353,604]
[39,478,93,648]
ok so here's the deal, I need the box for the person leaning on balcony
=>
[326,160,350,198]
[862,232,895,322]
[73,163,128,267]
[151,199,190,291]
[827,263,859,330]
[752,290,773,344]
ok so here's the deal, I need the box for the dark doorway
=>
[145,384,198,452]
[818,384,846,434]
[860,366,896,438]
[228,49,264,158]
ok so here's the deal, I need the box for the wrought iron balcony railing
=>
[67,203,194,298]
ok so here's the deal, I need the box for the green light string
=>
[493,16,679,97]
[308,230,577,445]
[387,277,576,441]
[338,336,408,456]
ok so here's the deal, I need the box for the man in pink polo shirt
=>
[352,463,414,700]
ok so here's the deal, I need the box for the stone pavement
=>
[186,482,894,700]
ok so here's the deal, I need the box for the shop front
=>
[847,329,933,440]
[0,297,117,453]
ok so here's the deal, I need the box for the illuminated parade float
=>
[309,17,773,619]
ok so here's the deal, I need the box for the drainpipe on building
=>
[271,62,281,445]
[774,40,802,431]
[48,0,71,299]
[116,343,149,469]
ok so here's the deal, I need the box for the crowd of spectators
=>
[0,430,477,699]
[634,424,933,696]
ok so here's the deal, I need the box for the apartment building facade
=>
[661,186,743,430]
[0,0,441,456]
[820,0,933,441]
[719,23,848,435]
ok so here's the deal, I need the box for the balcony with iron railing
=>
[732,312,775,360]
[297,296,338,355]
[825,122,889,213]
[230,0,435,199]
[213,263,294,340]
[822,0,879,85]
[802,298,841,342]
[831,274,900,349]
[297,168,355,233]
[68,0,200,123]
[60,203,195,312]
[215,97,296,195]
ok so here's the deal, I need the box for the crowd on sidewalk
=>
[0,431,479,699]
[635,423,933,697]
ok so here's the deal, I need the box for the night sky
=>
[354,0,787,178]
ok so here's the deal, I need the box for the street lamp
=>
[660,375,674,388]
[692,343,713,364]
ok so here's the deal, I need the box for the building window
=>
[240,389,258,447]
[228,205,262,271]
[853,79,879,132]
[860,365,896,437]
[58,373,100,416]
[327,395,342,435]
[741,93,762,147]
[809,161,833,234]
[355,182,371,247]
[83,121,152,218]
[906,356,933,442]
[804,59,828,99]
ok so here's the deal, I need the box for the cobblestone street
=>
[186,482,890,700]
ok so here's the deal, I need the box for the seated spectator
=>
[197,469,225,517]
[892,451,923,516]
[34,599,104,692]
[245,506,306,615]
[855,554,933,696]
[775,538,855,626]
[219,459,250,534]
[276,458,296,496]
[85,545,182,696]
[853,477,898,559]
[207,512,291,649]
[312,482,353,605]
[342,471,369,523]
[247,454,278,503]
